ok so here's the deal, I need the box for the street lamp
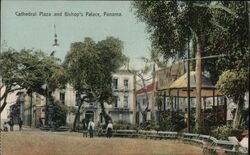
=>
[52,24,59,47]
[43,24,59,126]
[187,38,191,133]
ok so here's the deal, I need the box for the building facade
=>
[13,69,137,128]
[107,70,136,124]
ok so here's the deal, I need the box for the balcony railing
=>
[111,107,130,111]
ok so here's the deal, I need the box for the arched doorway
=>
[85,111,94,121]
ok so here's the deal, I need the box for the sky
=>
[1,0,151,70]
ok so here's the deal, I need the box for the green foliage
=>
[139,120,160,131]
[113,120,137,130]
[132,1,213,61]
[204,2,249,83]
[0,46,64,112]
[64,36,127,126]
[211,125,232,140]
[132,1,248,81]
[159,112,186,132]
[67,106,77,114]
[211,125,242,140]
[51,100,68,129]
[216,69,248,101]
[64,36,126,103]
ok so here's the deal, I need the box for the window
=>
[112,78,118,89]
[124,96,129,108]
[124,79,129,90]
[113,96,118,108]
[59,92,65,104]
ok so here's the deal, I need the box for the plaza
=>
[1,126,203,155]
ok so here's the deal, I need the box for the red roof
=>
[136,83,155,94]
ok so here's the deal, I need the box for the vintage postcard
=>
[1,1,249,155]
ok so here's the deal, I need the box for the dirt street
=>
[1,130,203,155]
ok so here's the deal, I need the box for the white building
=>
[107,69,136,124]
[49,69,137,126]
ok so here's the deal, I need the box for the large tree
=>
[0,46,65,113]
[64,37,126,130]
[217,69,248,128]
[203,1,249,83]
[132,1,248,133]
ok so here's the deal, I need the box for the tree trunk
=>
[195,38,202,133]
[132,73,137,124]
[142,111,147,122]
[72,103,82,131]
[0,89,9,113]
[233,103,241,128]
[100,101,111,125]
[151,64,156,121]
[233,97,243,128]
[140,74,150,122]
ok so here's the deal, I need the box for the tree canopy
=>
[0,46,64,113]
[132,1,249,81]
[63,36,127,126]
[132,1,249,132]
[216,69,248,128]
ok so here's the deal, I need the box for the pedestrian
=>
[106,120,113,138]
[87,119,95,138]
[82,119,88,137]
[227,101,235,128]
[18,117,23,131]
[8,117,14,131]
[184,108,188,127]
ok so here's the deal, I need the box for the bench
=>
[157,131,178,140]
[138,130,158,139]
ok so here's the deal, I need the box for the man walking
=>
[88,119,95,138]
[18,117,23,131]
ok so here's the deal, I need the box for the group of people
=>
[85,119,113,138]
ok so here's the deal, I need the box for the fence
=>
[106,129,248,155]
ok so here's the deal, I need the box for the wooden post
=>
[177,89,179,112]
[164,91,166,111]
[224,96,227,123]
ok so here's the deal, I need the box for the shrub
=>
[159,111,185,131]
[113,120,137,130]
[211,125,243,140]
[139,120,160,131]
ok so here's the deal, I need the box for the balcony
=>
[111,106,130,112]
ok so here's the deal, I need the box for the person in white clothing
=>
[106,120,113,138]
[227,101,236,128]
[88,120,95,138]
